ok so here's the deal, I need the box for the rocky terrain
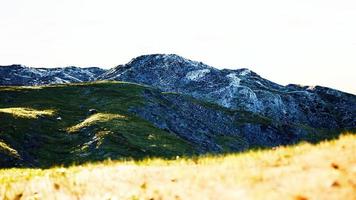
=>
[0,65,106,86]
[100,54,355,130]
[0,54,355,168]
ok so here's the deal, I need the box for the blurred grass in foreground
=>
[1,132,355,200]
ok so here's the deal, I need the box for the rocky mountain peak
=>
[126,54,210,70]
[97,55,355,130]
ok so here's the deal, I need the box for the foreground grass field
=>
[1,133,355,200]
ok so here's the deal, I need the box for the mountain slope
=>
[99,54,356,130]
[0,65,106,86]
[0,82,353,168]
[0,82,196,167]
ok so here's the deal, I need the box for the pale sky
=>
[0,0,355,94]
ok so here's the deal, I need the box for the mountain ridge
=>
[97,54,355,130]
[0,64,106,86]
[1,54,354,95]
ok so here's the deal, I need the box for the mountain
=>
[0,54,355,168]
[0,65,106,86]
[99,54,355,130]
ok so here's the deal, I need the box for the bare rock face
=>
[0,65,106,86]
[129,89,300,153]
[98,54,356,130]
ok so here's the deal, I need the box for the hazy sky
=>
[0,0,355,94]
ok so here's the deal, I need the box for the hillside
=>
[0,82,196,167]
[0,81,355,168]
[1,133,355,200]
[1,81,354,168]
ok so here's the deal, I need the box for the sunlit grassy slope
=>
[0,107,55,119]
[1,133,355,200]
[0,82,196,167]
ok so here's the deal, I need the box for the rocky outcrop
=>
[0,65,106,86]
[129,89,302,153]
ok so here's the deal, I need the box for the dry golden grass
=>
[1,133,355,200]
[0,107,55,119]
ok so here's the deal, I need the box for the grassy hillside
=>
[0,82,196,167]
[1,133,355,200]
[0,81,353,168]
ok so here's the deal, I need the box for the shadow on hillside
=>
[1,130,354,169]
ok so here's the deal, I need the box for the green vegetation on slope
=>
[0,81,352,168]
[1,133,355,200]
[0,82,195,167]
